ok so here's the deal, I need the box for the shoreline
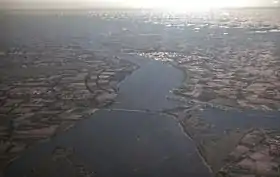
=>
[4,53,212,177]
[167,112,214,174]
[3,10,280,176]
[161,57,280,176]
[155,59,217,175]
[0,51,139,174]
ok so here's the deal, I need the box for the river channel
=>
[4,54,212,177]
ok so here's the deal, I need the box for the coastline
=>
[0,51,138,174]
[162,56,280,176]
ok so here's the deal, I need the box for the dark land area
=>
[1,8,280,177]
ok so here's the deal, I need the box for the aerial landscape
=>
[1,0,280,176]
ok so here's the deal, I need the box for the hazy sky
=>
[1,0,279,9]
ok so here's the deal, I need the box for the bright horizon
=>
[1,0,279,9]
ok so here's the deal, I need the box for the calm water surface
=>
[3,10,280,177]
[5,54,211,177]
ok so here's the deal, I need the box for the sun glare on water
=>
[123,0,247,11]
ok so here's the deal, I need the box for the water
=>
[4,53,210,177]
[3,9,280,177]
[200,108,280,134]
[112,54,183,111]
[5,110,211,177]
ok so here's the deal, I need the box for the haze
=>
[1,0,279,9]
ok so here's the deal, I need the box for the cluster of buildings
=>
[140,37,280,111]
[139,12,280,176]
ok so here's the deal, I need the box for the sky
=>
[1,0,279,9]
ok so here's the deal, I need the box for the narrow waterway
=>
[112,54,182,111]
[4,54,212,177]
